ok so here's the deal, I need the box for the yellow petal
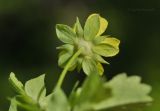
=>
[84,13,100,40]
[88,13,99,19]
[101,37,120,49]
[96,16,108,36]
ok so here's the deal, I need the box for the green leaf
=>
[93,44,119,57]
[84,14,100,41]
[25,74,46,102]
[100,103,152,111]
[73,73,111,111]
[9,72,25,95]
[46,88,70,111]
[82,57,98,75]
[74,17,83,37]
[93,73,153,110]
[56,24,76,44]
[58,52,77,71]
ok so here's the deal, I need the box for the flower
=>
[56,14,120,75]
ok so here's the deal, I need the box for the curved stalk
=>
[55,48,82,89]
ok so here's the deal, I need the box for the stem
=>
[55,48,82,89]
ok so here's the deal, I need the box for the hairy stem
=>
[55,48,82,89]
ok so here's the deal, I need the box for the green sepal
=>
[56,24,76,44]
[74,17,83,37]
[58,51,73,68]
[56,44,74,51]
[93,54,109,64]
[57,44,77,71]
[57,44,74,67]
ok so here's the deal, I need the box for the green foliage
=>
[9,74,46,111]
[8,73,152,111]
[8,13,153,111]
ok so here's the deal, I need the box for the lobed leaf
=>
[93,73,153,110]
[73,73,111,111]
[25,74,46,102]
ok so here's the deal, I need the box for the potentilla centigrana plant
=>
[8,13,153,111]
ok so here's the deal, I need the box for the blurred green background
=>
[0,0,160,110]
